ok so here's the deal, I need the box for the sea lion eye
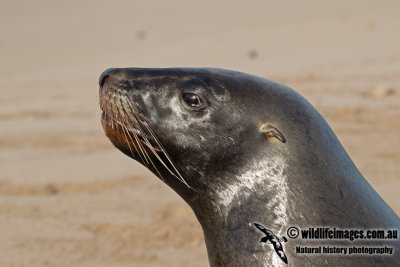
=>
[182,93,203,107]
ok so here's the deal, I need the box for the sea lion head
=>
[99,68,310,204]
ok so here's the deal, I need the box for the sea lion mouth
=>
[101,110,158,152]
[99,86,191,188]
[99,87,159,152]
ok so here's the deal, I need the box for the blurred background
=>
[0,0,399,266]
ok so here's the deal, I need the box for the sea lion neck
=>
[186,152,292,267]
[186,137,399,267]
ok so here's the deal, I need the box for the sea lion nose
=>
[99,68,118,87]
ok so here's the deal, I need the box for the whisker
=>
[121,95,158,164]
[119,99,165,180]
[107,91,116,130]
[116,99,148,165]
[131,128,151,165]
[137,136,165,180]
[120,114,168,181]
[137,124,179,182]
[106,91,164,180]
[141,121,192,189]
[113,98,138,161]
[110,103,121,143]
[112,97,138,164]
[121,92,191,188]
[121,115,147,164]
[115,95,150,166]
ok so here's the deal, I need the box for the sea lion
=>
[99,67,400,266]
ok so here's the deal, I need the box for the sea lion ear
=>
[260,123,286,143]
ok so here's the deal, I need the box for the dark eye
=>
[182,93,203,107]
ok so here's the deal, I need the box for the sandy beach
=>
[1,0,399,266]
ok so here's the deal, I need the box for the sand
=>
[0,0,399,266]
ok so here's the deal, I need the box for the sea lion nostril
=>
[99,75,109,87]
[99,68,118,87]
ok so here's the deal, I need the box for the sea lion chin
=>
[99,67,400,267]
